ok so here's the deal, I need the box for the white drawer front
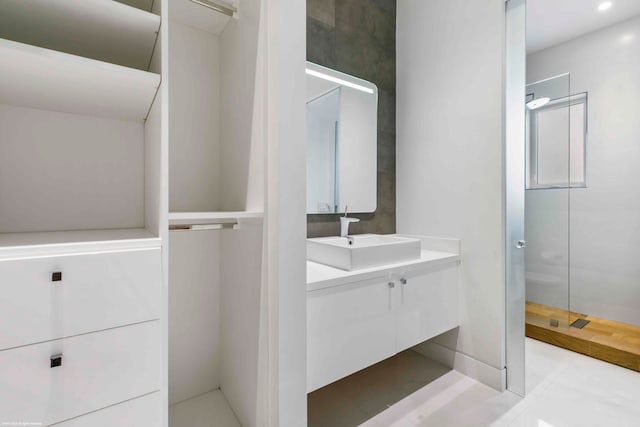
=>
[54,392,161,427]
[0,248,161,349]
[396,264,459,352]
[307,277,397,392]
[0,321,161,426]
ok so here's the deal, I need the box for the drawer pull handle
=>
[51,272,63,282]
[50,354,63,368]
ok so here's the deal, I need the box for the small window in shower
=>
[526,92,587,189]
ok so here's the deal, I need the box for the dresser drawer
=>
[54,392,161,427]
[0,321,161,426]
[0,247,161,349]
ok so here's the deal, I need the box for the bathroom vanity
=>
[306,235,461,392]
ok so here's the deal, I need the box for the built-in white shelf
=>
[0,0,160,71]
[169,211,264,226]
[170,0,237,35]
[169,390,240,427]
[0,228,160,259]
[0,38,160,121]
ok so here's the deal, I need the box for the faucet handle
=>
[343,205,349,217]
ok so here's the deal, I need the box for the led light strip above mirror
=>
[305,69,375,94]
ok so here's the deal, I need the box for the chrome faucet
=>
[340,205,360,239]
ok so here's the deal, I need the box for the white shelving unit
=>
[169,0,236,35]
[0,1,166,424]
[169,391,240,427]
[0,0,160,70]
[166,0,267,426]
[116,0,155,11]
[168,211,263,225]
[0,39,160,121]
[0,0,278,424]
[0,0,163,253]
[0,229,161,258]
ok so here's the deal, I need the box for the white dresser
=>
[0,243,163,425]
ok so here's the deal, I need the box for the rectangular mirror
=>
[306,62,378,214]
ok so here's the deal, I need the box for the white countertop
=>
[307,249,460,292]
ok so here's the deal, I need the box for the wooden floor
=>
[526,301,640,372]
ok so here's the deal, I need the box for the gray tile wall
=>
[307,0,396,237]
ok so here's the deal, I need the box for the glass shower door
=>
[524,74,573,329]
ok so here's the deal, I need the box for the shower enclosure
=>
[524,73,574,330]
[524,23,640,371]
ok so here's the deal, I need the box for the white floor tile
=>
[169,390,240,427]
[359,339,640,427]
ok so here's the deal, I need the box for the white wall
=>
[266,0,307,425]
[526,16,640,325]
[220,0,265,212]
[397,0,507,389]
[168,20,220,212]
[168,230,221,405]
[0,104,144,233]
[220,219,264,427]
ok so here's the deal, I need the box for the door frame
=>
[504,0,527,396]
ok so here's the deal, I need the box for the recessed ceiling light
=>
[621,33,634,43]
[598,2,613,12]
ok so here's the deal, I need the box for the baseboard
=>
[412,341,506,391]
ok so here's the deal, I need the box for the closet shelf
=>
[0,228,161,259]
[0,38,160,121]
[116,0,155,13]
[168,211,264,226]
[170,0,238,35]
[0,0,160,71]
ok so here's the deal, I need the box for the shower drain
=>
[570,318,591,329]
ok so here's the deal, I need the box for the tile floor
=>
[309,338,640,427]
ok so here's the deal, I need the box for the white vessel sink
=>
[307,234,421,271]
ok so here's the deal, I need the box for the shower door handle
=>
[515,240,526,249]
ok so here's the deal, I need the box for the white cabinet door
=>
[55,392,161,427]
[307,277,397,392]
[0,321,161,426]
[0,247,162,350]
[395,264,459,352]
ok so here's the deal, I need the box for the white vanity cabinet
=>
[395,264,459,353]
[307,247,460,392]
[307,277,398,392]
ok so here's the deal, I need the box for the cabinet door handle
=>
[51,271,63,282]
[400,278,407,285]
[387,282,395,289]
[50,354,63,368]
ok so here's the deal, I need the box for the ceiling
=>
[527,0,640,53]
